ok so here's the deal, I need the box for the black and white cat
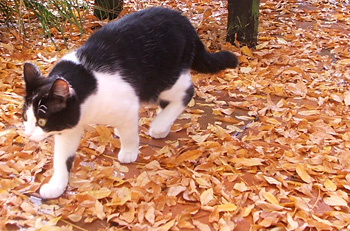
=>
[23,7,238,199]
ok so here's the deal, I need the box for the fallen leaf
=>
[344,91,350,106]
[241,46,253,57]
[262,192,280,205]
[324,194,348,207]
[296,164,312,183]
[216,203,237,212]
[193,220,211,231]
[200,188,214,206]
[324,179,337,192]
[229,158,264,166]
[176,150,203,163]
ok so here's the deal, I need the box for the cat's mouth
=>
[22,124,50,142]
[25,132,49,142]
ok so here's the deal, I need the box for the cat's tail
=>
[191,40,238,73]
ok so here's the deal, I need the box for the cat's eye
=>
[38,118,47,127]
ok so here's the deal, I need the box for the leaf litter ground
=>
[1,0,350,230]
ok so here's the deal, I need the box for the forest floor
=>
[1,0,350,230]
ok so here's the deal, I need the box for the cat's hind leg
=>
[40,126,83,199]
[150,71,193,139]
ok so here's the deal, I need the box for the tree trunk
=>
[226,0,260,48]
[94,0,123,20]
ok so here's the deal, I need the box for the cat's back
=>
[76,7,197,74]
[94,7,191,39]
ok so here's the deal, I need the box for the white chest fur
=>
[79,71,140,127]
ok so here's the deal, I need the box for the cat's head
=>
[22,63,79,141]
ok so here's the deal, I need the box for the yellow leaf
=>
[39,227,62,231]
[311,214,333,227]
[233,182,249,192]
[264,176,282,187]
[339,59,350,65]
[87,188,111,199]
[155,219,176,231]
[167,186,186,197]
[67,207,84,222]
[230,158,264,166]
[119,206,135,223]
[145,206,155,224]
[217,203,237,212]
[241,46,253,57]
[45,216,61,226]
[243,204,255,217]
[324,195,348,207]
[190,134,210,143]
[331,93,344,102]
[344,91,350,106]
[298,110,319,116]
[263,192,280,205]
[176,150,203,163]
[95,200,106,220]
[277,37,288,45]
[324,179,337,192]
[200,188,214,205]
[193,220,211,231]
[287,213,299,229]
[195,177,212,188]
[296,164,312,183]
[256,41,269,50]
[240,66,252,74]
[266,118,281,125]
[188,98,195,107]
[293,196,311,212]
[256,200,285,211]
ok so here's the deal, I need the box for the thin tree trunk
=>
[94,0,123,20]
[226,0,260,48]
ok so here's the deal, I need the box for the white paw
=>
[40,180,67,199]
[149,122,170,139]
[118,150,138,163]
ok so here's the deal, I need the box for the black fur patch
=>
[66,156,75,172]
[48,61,97,103]
[159,100,169,109]
[183,85,194,106]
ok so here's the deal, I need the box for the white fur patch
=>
[158,71,192,101]
[24,105,47,142]
[150,71,192,138]
[80,71,140,126]
[61,51,80,64]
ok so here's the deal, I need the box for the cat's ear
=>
[47,78,71,113]
[23,62,42,92]
[50,78,70,99]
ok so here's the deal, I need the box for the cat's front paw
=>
[149,126,170,139]
[40,181,67,199]
[118,150,138,163]
[149,123,170,139]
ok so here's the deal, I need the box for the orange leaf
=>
[176,150,203,163]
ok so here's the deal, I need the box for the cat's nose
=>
[24,131,31,138]
[24,129,33,138]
